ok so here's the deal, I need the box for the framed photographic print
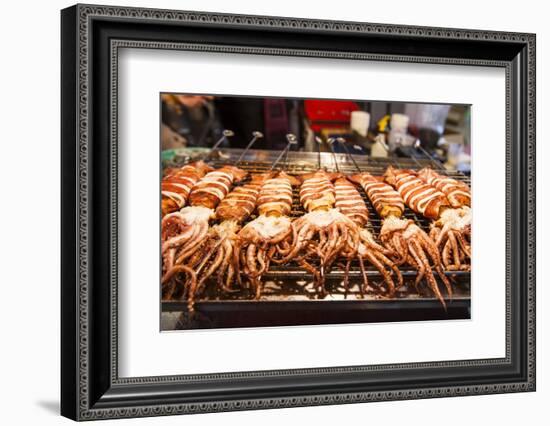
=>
[61,3,536,421]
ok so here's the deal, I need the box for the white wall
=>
[0,0,546,424]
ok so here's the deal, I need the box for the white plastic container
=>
[371,134,388,157]
[390,113,409,132]
[388,113,411,151]
[350,111,370,137]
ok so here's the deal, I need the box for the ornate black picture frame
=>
[61,3,536,420]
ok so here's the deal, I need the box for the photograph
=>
[160,94,472,330]
[58,3,536,420]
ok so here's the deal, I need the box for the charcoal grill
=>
[162,148,471,329]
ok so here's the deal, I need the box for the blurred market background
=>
[161,94,470,173]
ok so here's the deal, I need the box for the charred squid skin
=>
[162,221,208,284]
[279,206,364,297]
[342,260,352,297]
[448,231,461,269]
[371,247,404,289]
[186,220,209,254]
[162,248,176,275]
[341,230,359,258]
[216,238,240,293]
[356,228,403,293]
[233,239,244,288]
[379,215,450,307]
[196,247,226,295]
[442,238,452,267]
[417,232,453,297]
[417,234,452,302]
[186,244,208,270]
[237,215,293,298]
[253,247,272,300]
[215,240,233,292]
[431,206,471,271]
[390,233,409,265]
[161,224,195,253]
[273,218,299,258]
[322,225,339,264]
[360,230,394,257]
[194,235,224,276]
[256,247,269,277]
[161,275,177,301]
[190,220,246,295]
[324,232,345,269]
[363,250,396,297]
[292,172,360,295]
[289,222,314,261]
[456,231,472,259]
[246,244,259,278]
[186,270,200,316]
[297,259,322,298]
[161,207,214,267]
[223,263,237,293]
[408,238,447,309]
[407,254,425,293]
[161,265,197,307]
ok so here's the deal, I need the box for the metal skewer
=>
[270,133,298,171]
[327,137,340,173]
[236,131,264,165]
[407,141,425,169]
[211,129,234,152]
[283,134,297,170]
[315,136,323,169]
[413,139,447,171]
[204,129,234,160]
[336,137,362,172]
[337,138,363,174]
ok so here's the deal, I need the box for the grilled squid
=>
[277,171,361,297]
[351,172,452,307]
[237,171,298,299]
[161,165,247,309]
[161,161,212,216]
[418,168,470,209]
[169,172,277,311]
[386,166,471,271]
[334,177,402,297]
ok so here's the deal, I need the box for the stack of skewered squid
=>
[160,157,471,312]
